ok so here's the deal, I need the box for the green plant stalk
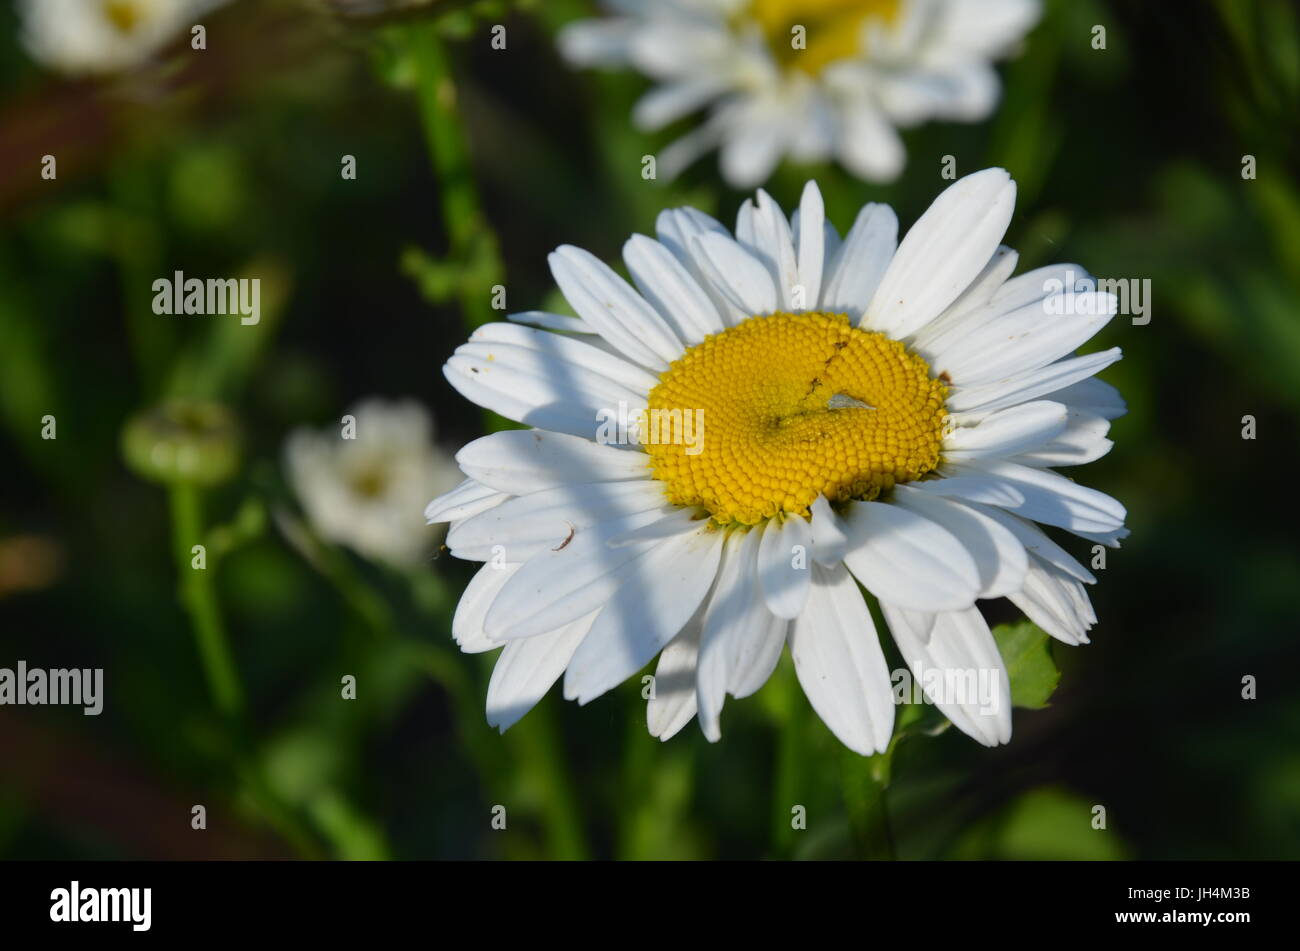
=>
[506,700,590,861]
[168,482,244,718]
[170,486,323,854]
[406,22,501,332]
[768,662,804,857]
[840,746,897,860]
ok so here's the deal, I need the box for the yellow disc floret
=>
[644,311,947,526]
[749,0,902,75]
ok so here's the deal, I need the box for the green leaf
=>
[948,787,1130,861]
[993,620,1061,710]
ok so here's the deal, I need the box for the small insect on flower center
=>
[749,0,902,75]
[645,311,947,526]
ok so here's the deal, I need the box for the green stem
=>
[507,700,590,861]
[405,22,501,333]
[168,482,244,718]
[171,485,322,855]
[840,746,897,860]
[769,662,804,858]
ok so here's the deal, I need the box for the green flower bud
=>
[121,400,241,487]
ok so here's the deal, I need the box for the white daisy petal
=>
[838,99,906,183]
[563,523,725,704]
[486,613,596,732]
[446,481,671,563]
[656,206,745,323]
[655,207,729,267]
[449,344,644,413]
[483,509,697,641]
[929,0,1042,58]
[507,310,594,334]
[706,528,790,703]
[756,515,812,619]
[695,528,762,741]
[632,76,728,130]
[1043,376,1128,420]
[647,623,702,740]
[919,263,1094,367]
[792,208,842,272]
[718,114,788,189]
[865,168,1017,339]
[943,400,1070,460]
[795,181,827,307]
[908,245,1019,351]
[465,322,660,393]
[936,292,1118,385]
[891,485,1028,598]
[556,18,637,66]
[690,231,779,318]
[729,610,787,699]
[881,604,1012,747]
[791,562,895,756]
[606,512,711,547]
[989,262,1086,304]
[809,494,849,566]
[947,459,1128,543]
[966,504,1096,584]
[623,234,726,345]
[425,478,508,525]
[819,202,898,320]
[1008,558,1096,647]
[452,562,518,653]
[1013,410,1113,467]
[905,475,1026,508]
[735,189,800,310]
[549,244,684,368]
[455,430,649,495]
[444,329,658,442]
[841,500,982,611]
[945,348,1123,415]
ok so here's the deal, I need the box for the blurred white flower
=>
[560,0,1040,187]
[285,399,462,569]
[18,0,227,76]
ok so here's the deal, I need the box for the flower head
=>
[560,0,1041,186]
[286,398,461,569]
[19,0,226,76]
[429,169,1126,751]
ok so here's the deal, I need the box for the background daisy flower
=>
[18,0,227,75]
[559,0,1042,186]
[428,167,1126,753]
[286,398,462,569]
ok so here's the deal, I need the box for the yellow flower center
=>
[103,0,144,34]
[749,0,902,75]
[645,312,947,526]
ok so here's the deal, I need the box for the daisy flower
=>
[559,0,1041,187]
[285,398,462,569]
[18,0,226,76]
[427,168,1127,752]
